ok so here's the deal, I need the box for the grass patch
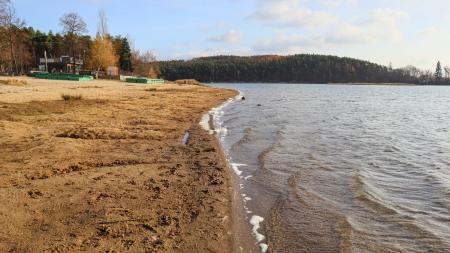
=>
[79,85,103,89]
[0,78,28,86]
[61,94,83,101]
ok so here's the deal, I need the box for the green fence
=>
[126,78,165,84]
[30,73,94,81]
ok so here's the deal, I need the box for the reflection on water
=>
[212,83,450,253]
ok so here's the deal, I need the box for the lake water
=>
[209,83,450,253]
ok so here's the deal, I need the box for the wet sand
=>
[0,77,238,252]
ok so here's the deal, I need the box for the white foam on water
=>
[199,93,242,136]
[244,175,253,181]
[260,243,269,253]
[249,215,268,252]
[199,114,211,133]
[230,163,247,176]
[250,215,266,242]
[216,125,228,136]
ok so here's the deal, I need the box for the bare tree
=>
[444,66,450,79]
[98,9,108,38]
[131,49,157,77]
[401,65,421,78]
[0,0,25,75]
[59,13,87,73]
[0,0,10,14]
[0,0,10,15]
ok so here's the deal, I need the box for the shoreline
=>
[204,112,260,253]
[200,91,265,253]
[0,77,238,252]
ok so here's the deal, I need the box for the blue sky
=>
[13,0,450,69]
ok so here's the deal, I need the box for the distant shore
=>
[0,77,238,252]
[328,82,417,86]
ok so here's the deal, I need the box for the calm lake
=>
[210,83,450,253]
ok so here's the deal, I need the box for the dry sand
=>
[0,76,238,252]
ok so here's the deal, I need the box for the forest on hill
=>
[158,55,449,85]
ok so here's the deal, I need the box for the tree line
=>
[157,55,450,85]
[0,0,156,76]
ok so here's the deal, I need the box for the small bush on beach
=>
[61,94,83,101]
[0,79,27,86]
[175,79,201,85]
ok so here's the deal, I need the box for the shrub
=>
[0,79,27,86]
[61,94,83,101]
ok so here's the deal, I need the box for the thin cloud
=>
[208,30,242,44]
[248,0,336,28]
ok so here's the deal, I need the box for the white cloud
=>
[252,7,406,54]
[326,9,406,45]
[249,0,336,28]
[208,30,242,44]
[420,26,447,36]
[252,34,320,53]
[364,8,407,26]
[318,0,358,8]
[166,46,252,60]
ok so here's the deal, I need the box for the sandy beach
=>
[0,77,238,252]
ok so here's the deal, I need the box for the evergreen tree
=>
[435,61,443,81]
[113,36,132,72]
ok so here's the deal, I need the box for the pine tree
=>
[113,36,132,72]
[435,61,443,81]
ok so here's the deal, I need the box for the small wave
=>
[353,171,399,215]
[244,175,253,181]
[307,153,334,171]
[383,145,401,153]
[230,163,246,176]
[355,193,399,215]
[230,127,255,150]
[257,130,284,171]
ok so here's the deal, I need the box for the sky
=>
[12,0,450,70]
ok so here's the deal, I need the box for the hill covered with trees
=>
[158,55,444,84]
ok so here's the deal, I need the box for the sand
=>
[0,76,238,252]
